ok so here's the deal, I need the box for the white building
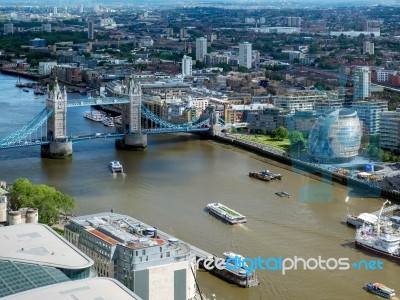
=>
[65,212,197,300]
[42,23,51,32]
[239,42,252,69]
[286,17,302,27]
[88,20,94,40]
[363,41,374,55]
[53,6,57,15]
[330,30,380,37]
[39,62,57,76]
[100,18,117,29]
[195,37,207,62]
[274,90,328,113]
[353,66,371,100]
[351,100,388,134]
[182,55,192,78]
[380,108,400,152]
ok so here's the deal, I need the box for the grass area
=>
[237,134,291,153]
[219,205,241,217]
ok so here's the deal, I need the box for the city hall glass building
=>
[307,109,361,163]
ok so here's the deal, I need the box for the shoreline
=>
[213,133,400,202]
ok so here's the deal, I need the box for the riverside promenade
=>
[214,132,400,201]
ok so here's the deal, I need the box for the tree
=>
[288,130,307,157]
[275,126,288,141]
[10,178,76,224]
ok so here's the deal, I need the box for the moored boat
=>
[102,117,115,127]
[84,110,105,122]
[365,282,398,299]
[346,212,378,228]
[206,202,247,224]
[249,170,282,182]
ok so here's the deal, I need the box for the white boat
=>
[347,213,378,228]
[84,110,105,122]
[109,161,123,173]
[114,115,122,125]
[102,117,115,127]
[355,223,400,263]
[206,203,247,224]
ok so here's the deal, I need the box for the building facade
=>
[353,66,371,100]
[88,20,94,40]
[4,23,14,34]
[239,42,252,69]
[64,212,197,300]
[39,61,57,76]
[195,37,207,62]
[308,109,362,163]
[274,90,328,113]
[351,100,388,134]
[380,108,400,153]
[363,41,374,55]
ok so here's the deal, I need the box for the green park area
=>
[238,134,291,153]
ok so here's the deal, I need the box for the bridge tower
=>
[40,78,73,159]
[116,76,147,150]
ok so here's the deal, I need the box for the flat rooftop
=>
[0,277,143,300]
[0,223,93,269]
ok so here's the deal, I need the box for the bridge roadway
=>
[66,96,130,107]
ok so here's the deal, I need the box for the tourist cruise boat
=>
[102,117,115,127]
[365,283,398,299]
[355,223,400,263]
[84,110,105,122]
[206,203,247,224]
[109,161,123,173]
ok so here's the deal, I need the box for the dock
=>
[369,204,400,217]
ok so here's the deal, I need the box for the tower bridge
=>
[0,77,223,158]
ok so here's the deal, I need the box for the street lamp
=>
[377,199,391,235]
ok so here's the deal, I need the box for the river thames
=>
[0,73,398,300]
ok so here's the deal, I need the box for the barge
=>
[206,202,247,224]
[249,170,283,182]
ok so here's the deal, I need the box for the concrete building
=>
[353,66,371,101]
[330,30,380,37]
[286,110,319,134]
[308,109,362,163]
[179,28,187,38]
[1,278,142,300]
[0,223,94,298]
[182,55,192,78]
[351,100,388,134]
[53,6,58,15]
[286,17,302,27]
[4,23,14,34]
[363,41,374,55]
[380,108,400,153]
[239,42,252,69]
[204,52,230,66]
[100,18,117,29]
[88,20,94,40]
[274,90,328,113]
[64,212,197,300]
[39,61,57,76]
[42,23,51,32]
[195,37,207,62]
[247,107,286,131]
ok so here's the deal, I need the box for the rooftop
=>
[0,277,143,300]
[0,223,93,270]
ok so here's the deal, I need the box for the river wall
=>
[213,134,400,202]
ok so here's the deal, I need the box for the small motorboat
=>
[109,161,123,174]
[365,283,398,299]
[275,191,291,198]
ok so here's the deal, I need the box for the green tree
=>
[275,126,288,141]
[288,130,307,157]
[260,128,267,135]
[10,178,75,225]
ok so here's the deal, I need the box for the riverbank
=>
[214,133,400,201]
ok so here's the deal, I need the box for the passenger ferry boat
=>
[109,161,124,173]
[208,251,259,288]
[365,283,398,299]
[206,203,247,224]
[84,110,105,122]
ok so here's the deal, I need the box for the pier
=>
[369,204,400,217]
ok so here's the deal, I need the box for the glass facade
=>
[308,109,361,163]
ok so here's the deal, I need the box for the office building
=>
[38,61,57,76]
[239,42,252,69]
[363,41,374,55]
[380,108,400,153]
[195,37,207,62]
[88,20,94,40]
[308,109,362,163]
[353,66,371,100]
[351,100,388,134]
[64,212,197,300]
[53,6,57,15]
[29,38,47,48]
[182,55,192,78]
[4,23,14,34]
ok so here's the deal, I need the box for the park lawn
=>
[238,134,291,152]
